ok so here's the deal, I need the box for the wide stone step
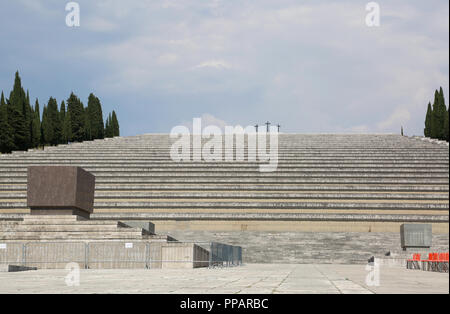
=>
[1,170,449,178]
[1,183,448,192]
[95,201,449,209]
[0,165,449,171]
[1,166,449,172]
[1,192,448,200]
[23,215,82,222]
[0,225,143,232]
[1,178,448,184]
[2,157,448,162]
[1,172,448,179]
[4,153,449,158]
[0,232,146,240]
[13,153,448,159]
[1,200,449,210]
[89,212,450,222]
[5,212,448,223]
[0,220,127,226]
[2,160,448,166]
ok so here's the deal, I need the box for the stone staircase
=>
[0,215,174,242]
[0,133,448,263]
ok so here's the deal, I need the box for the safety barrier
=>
[406,252,449,273]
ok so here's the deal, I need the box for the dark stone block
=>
[400,224,432,251]
[27,166,95,218]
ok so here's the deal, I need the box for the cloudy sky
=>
[0,0,448,136]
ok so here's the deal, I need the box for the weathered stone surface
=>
[162,230,449,264]
[27,166,95,218]
[0,264,449,294]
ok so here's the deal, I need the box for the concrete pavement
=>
[0,263,447,294]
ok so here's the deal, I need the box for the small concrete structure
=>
[161,243,210,269]
[27,166,95,219]
[122,221,155,234]
[400,224,432,251]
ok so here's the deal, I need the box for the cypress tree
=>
[8,72,28,150]
[438,87,447,140]
[104,114,109,138]
[67,93,85,142]
[49,97,61,145]
[95,97,105,139]
[0,92,14,153]
[444,106,449,142]
[60,101,66,123]
[25,90,32,148]
[431,90,439,139]
[111,110,120,137]
[60,101,67,143]
[431,88,447,139]
[31,99,41,148]
[87,93,104,140]
[63,110,72,143]
[424,102,433,137]
[63,111,72,143]
[41,98,60,145]
[105,113,112,138]
[86,94,94,140]
[41,105,51,145]
[84,106,91,141]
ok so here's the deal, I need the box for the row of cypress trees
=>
[424,87,449,142]
[0,72,120,154]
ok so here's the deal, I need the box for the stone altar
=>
[27,166,95,219]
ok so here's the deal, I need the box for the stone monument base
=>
[30,208,91,220]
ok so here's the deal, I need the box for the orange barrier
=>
[407,252,449,262]
[407,252,449,273]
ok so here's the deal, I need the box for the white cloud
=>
[349,125,371,133]
[16,0,59,16]
[84,17,118,32]
[377,107,411,131]
[193,60,231,70]
[181,114,228,133]
[157,53,179,65]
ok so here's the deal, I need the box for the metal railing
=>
[0,241,243,269]
[209,242,242,267]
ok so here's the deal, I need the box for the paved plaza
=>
[0,263,448,294]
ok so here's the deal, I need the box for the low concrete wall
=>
[0,241,211,269]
